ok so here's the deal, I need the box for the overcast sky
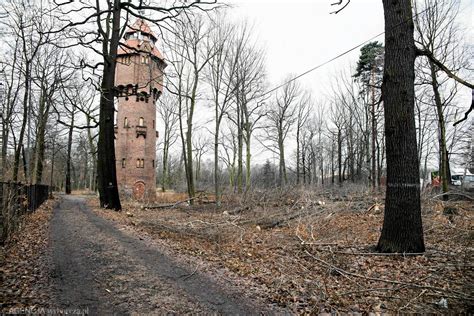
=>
[226,0,473,98]
[195,0,473,166]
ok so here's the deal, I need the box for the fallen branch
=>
[227,206,250,215]
[329,250,426,256]
[303,250,473,301]
[257,212,302,229]
[143,194,204,209]
[340,286,402,296]
[398,289,428,312]
[430,191,473,201]
[366,203,381,213]
[179,265,199,281]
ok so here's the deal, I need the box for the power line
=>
[262,31,384,97]
[261,2,446,97]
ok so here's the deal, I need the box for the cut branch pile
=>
[93,188,473,313]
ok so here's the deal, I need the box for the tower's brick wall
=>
[115,97,158,200]
[114,31,165,201]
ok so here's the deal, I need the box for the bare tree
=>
[232,25,267,192]
[262,77,299,187]
[376,0,425,253]
[193,135,211,184]
[1,0,52,182]
[328,100,346,185]
[220,125,238,190]
[165,12,216,203]
[414,0,471,196]
[295,91,311,185]
[31,47,72,184]
[50,0,216,209]
[0,40,21,182]
[157,94,179,192]
[206,13,237,206]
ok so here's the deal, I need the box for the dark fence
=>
[0,182,50,245]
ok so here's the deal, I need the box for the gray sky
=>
[228,0,473,97]
[206,0,473,167]
[154,0,473,169]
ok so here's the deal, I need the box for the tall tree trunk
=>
[96,0,121,210]
[371,68,377,189]
[296,127,300,185]
[33,90,49,184]
[214,96,224,206]
[178,90,191,199]
[22,145,27,181]
[337,130,343,186]
[186,71,198,203]
[278,133,286,187]
[245,129,251,191]
[320,155,324,186]
[302,146,306,184]
[429,60,449,198]
[214,125,220,206]
[348,126,355,182]
[377,137,382,187]
[87,118,97,192]
[49,137,56,197]
[162,136,169,192]
[1,118,9,182]
[237,103,243,193]
[331,141,335,184]
[65,112,74,194]
[308,149,313,185]
[377,0,425,253]
[13,65,30,182]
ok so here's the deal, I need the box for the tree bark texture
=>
[65,111,74,195]
[377,0,425,253]
[429,60,449,197]
[96,0,121,210]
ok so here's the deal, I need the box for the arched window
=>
[138,117,144,126]
[141,55,149,64]
[124,117,128,127]
[136,159,144,168]
[121,158,126,168]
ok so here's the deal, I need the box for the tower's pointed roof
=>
[125,18,157,40]
[119,18,165,62]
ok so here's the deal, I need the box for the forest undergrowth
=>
[94,186,473,313]
[1,199,55,312]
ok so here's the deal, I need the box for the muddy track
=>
[50,195,267,315]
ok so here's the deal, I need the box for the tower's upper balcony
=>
[115,18,167,96]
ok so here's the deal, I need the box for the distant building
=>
[114,19,166,200]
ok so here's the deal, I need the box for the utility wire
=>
[262,30,384,97]
[261,2,449,97]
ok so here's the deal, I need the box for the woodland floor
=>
[1,188,473,314]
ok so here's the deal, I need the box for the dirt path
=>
[50,195,267,315]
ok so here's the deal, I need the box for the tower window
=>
[124,117,128,127]
[136,159,144,168]
[138,117,144,126]
[122,56,131,65]
[152,160,155,168]
[153,120,155,128]
[122,158,126,168]
[141,55,149,64]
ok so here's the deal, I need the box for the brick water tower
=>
[114,18,166,200]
